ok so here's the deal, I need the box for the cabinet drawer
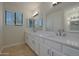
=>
[63,45,79,56]
[45,39,62,52]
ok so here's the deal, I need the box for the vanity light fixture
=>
[32,11,39,17]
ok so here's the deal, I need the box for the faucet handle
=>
[56,31,61,36]
[56,29,66,37]
[62,32,66,37]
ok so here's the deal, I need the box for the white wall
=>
[3,3,25,47]
[0,3,3,49]
[2,2,45,47]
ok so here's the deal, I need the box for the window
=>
[15,11,23,26]
[5,10,14,25]
[5,10,23,26]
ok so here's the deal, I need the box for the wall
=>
[3,3,25,47]
[2,2,46,47]
[44,2,79,32]
[0,3,3,49]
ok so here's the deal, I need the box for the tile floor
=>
[0,43,36,56]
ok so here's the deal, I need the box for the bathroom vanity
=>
[25,31,79,56]
[25,3,79,56]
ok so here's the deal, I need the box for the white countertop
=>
[26,31,79,49]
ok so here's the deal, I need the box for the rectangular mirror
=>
[28,16,43,31]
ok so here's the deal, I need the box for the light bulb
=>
[52,2,57,4]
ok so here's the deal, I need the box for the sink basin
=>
[35,31,56,38]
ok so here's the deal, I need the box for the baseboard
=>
[25,43,38,56]
[0,42,24,52]
[0,48,3,53]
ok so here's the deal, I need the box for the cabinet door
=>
[28,36,33,49]
[27,34,35,50]
[40,43,51,56]
[45,39,62,52]
[31,39,35,50]
[25,32,27,43]
[34,39,40,55]
[25,32,29,44]
[26,33,31,46]
[51,48,65,56]
[63,45,79,56]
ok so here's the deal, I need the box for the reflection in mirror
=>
[28,16,43,31]
[28,18,35,31]
[65,7,79,32]
[34,16,43,30]
[70,20,79,31]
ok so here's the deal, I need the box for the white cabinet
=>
[32,36,40,55]
[28,35,33,49]
[63,45,79,56]
[25,32,29,44]
[50,48,65,56]
[25,32,32,47]
[44,38,64,56]
[25,32,79,56]
[34,39,40,55]
[26,33,35,50]
[40,43,51,56]
[31,39,36,50]
[25,33,40,55]
[45,39,62,52]
[34,40,40,55]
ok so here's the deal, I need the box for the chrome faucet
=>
[56,29,66,36]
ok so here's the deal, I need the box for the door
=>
[51,48,65,56]
[31,39,36,50]
[25,32,29,44]
[34,39,40,55]
[27,34,34,50]
[40,43,51,56]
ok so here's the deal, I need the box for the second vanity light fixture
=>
[52,2,62,7]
